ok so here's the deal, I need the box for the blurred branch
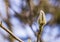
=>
[4,0,15,42]
[0,23,24,42]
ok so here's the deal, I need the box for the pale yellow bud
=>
[0,19,2,25]
[28,38,32,42]
[38,10,46,26]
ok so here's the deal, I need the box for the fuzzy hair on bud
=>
[38,10,46,26]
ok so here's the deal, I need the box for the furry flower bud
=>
[38,10,46,26]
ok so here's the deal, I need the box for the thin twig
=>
[37,25,43,42]
[0,24,24,42]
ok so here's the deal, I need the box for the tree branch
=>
[0,23,24,42]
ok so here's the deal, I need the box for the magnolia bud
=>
[0,18,2,25]
[38,10,46,26]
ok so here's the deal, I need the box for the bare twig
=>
[0,23,24,42]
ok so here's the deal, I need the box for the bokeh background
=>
[0,0,60,42]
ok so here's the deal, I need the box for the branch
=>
[0,23,24,42]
